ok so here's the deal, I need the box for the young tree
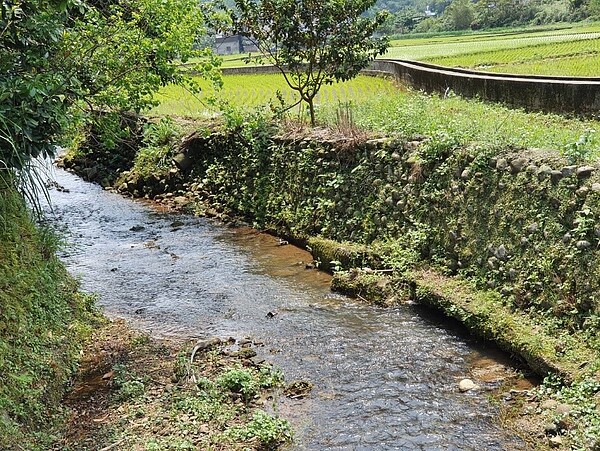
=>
[234,0,389,125]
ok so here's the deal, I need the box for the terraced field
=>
[387,23,600,76]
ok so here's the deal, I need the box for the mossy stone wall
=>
[123,127,600,332]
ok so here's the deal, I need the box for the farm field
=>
[188,23,600,76]
[386,22,600,76]
[150,73,600,159]
[150,74,399,117]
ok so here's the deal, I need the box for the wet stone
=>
[284,380,314,399]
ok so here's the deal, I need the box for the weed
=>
[114,380,146,402]
[0,183,99,450]
[564,130,596,164]
[216,365,268,401]
[225,411,293,449]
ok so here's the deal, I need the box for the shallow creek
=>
[44,167,526,450]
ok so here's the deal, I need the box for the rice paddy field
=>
[386,22,600,76]
[151,74,399,117]
[152,23,600,158]
[211,23,600,76]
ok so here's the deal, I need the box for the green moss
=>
[307,237,377,272]
[332,269,407,306]
[408,269,596,382]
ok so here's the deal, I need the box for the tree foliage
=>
[0,0,75,170]
[234,0,389,125]
[1,0,215,171]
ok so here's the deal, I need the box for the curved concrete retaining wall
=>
[370,59,600,117]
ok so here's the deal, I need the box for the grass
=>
[59,320,293,450]
[150,71,600,160]
[149,74,399,118]
[0,177,99,450]
[317,91,600,159]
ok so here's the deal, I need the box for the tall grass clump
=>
[0,174,99,450]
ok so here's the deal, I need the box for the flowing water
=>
[44,166,525,450]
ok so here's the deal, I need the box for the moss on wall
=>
[145,126,600,337]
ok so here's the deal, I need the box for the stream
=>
[43,166,526,450]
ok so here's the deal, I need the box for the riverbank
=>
[57,318,292,450]
[0,178,294,450]
[61,114,600,449]
[0,180,99,450]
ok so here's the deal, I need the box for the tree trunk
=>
[307,97,316,126]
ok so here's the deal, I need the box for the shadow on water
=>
[43,166,528,450]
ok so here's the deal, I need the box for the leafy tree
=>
[0,0,76,170]
[589,0,600,17]
[60,0,218,155]
[442,0,474,30]
[474,0,534,28]
[234,0,389,125]
[1,0,217,172]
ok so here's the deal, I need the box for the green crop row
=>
[385,30,600,61]
[424,37,599,75]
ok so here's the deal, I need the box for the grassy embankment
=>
[0,178,98,450]
[150,74,599,160]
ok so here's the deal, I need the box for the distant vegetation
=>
[375,0,599,34]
